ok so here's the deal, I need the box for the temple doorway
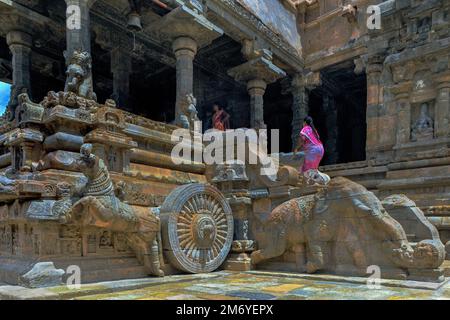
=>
[309,60,367,165]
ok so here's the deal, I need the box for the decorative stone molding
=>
[208,0,302,63]
[147,4,223,48]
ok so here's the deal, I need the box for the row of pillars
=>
[4,0,288,132]
[4,0,341,159]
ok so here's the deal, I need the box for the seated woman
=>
[294,116,325,179]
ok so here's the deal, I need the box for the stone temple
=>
[0,0,448,297]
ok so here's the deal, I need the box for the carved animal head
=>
[80,143,93,159]
[65,51,93,97]
[412,240,445,269]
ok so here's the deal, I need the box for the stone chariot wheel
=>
[160,184,234,273]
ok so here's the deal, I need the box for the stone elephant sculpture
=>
[251,177,417,278]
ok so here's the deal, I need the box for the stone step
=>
[52,256,150,284]
[79,266,149,284]
[53,255,142,271]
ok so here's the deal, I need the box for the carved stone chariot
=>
[0,51,446,287]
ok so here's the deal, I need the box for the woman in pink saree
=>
[212,103,230,131]
[294,116,325,173]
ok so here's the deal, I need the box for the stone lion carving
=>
[62,144,164,277]
[64,51,97,101]
[250,177,432,278]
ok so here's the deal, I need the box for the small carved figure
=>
[5,85,28,121]
[412,103,434,141]
[178,94,199,129]
[64,51,97,101]
[99,231,112,248]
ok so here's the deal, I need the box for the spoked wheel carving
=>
[160,184,234,273]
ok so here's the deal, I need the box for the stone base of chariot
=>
[222,253,253,272]
[255,261,446,283]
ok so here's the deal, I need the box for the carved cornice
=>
[228,52,287,85]
[146,4,224,48]
[207,0,303,71]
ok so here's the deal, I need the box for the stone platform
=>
[0,272,448,300]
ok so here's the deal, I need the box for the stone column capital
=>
[0,12,42,37]
[228,54,286,86]
[149,5,223,49]
[172,36,198,58]
[247,79,267,94]
[65,0,98,8]
[6,30,33,48]
[366,63,383,75]
[389,81,412,100]
[367,54,385,65]
[291,71,321,90]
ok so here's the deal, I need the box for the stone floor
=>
[0,271,448,300]
[72,272,449,300]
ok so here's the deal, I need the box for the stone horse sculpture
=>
[62,144,164,276]
[64,50,97,101]
[251,177,444,279]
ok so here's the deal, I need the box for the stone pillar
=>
[290,75,310,150]
[434,72,450,138]
[7,30,32,93]
[150,4,223,125]
[324,93,338,164]
[173,37,198,121]
[287,72,321,150]
[392,86,412,145]
[111,47,132,111]
[6,30,33,119]
[291,87,309,149]
[247,79,267,129]
[65,0,96,61]
[228,50,286,130]
[366,56,384,159]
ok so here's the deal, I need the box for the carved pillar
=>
[433,72,450,138]
[173,37,198,121]
[6,30,32,117]
[64,0,96,62]
[111,47,132,111]
[289,72,320,150]
[391,83,412,146]
[366,56,384,159]
[247,79,267,129]
[149,4,223,125]
[211,162,253,272]
[291,83,308,149]
[324,93,338,164]
[6,129,44,172]
[228,50,286,130]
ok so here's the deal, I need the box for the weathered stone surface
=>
[0,0,449,293]
[18,262,65,288]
